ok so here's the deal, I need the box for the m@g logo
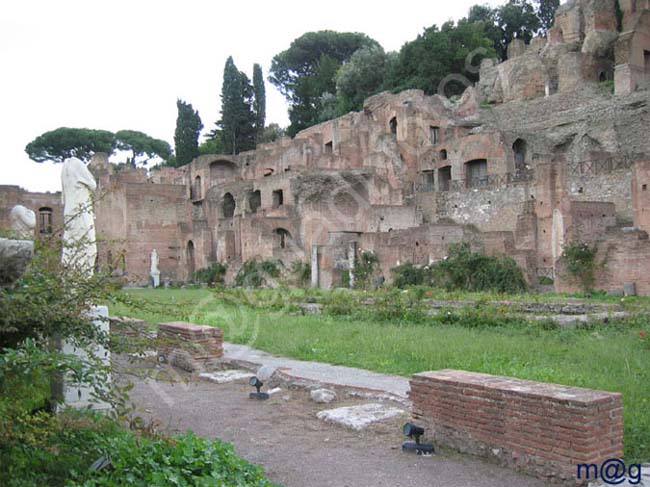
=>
[576,458,644,485]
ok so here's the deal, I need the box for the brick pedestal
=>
[410,369,623,483]
[157,322,223,372]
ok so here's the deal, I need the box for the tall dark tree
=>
[269,31,380,136]
[25,127,116,163]
[115,130,172,166]
[217,56,256,155]
[174,99,203,167]
[252,63,266,142]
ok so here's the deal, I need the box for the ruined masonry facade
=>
[3,0,650,293]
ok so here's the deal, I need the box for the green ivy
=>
[563,242,598,291]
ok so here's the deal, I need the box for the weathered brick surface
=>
[157,322,223,372]
[409,369,623,483]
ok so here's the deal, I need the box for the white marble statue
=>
[9,205,36,239]
[61,157,97,275]
[150,248,160,287]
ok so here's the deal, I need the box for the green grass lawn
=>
[110,287,650,462]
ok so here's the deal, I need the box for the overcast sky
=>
[0,0,501,193]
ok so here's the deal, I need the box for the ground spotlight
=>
[249,376,269,400]
[401,422,434,455]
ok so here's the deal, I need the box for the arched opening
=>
[187,241,195,278]
[274,228,292,249]
[465,159,488,188]
[249,190,261,213]
[389,117,397,135]
[222,193,236,218]
[440,149,448,160]
[38,207,52,234]
[513,138,527,177]
[209,160,237,183]
[192,176,202,200]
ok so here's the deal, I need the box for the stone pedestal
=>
[61,305,111,411]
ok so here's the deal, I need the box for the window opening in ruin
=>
[275,228,291,249]
[187,241,195,277]
[249,190,261,213]
[466,159,488,188]
[438,166,452,192]
[38,207,52,234]
[645,50,650,72]
[422,170,434,192]
[324,141,333,154]
[192,176,202,200]
[223,192,235,218]
[440,149,447,160]
[272,189,284,208]
[643,184,648,191]
[430,126,440,145]
[513,139,527,177]
[389,117,397,135]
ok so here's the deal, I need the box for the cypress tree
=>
[252,63,266,141]
[218,56,256,155]
[174,99,203,167]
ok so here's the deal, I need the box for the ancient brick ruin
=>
[3,0,650,293]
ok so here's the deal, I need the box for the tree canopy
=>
[269,30,380,136]
[114,130,172,166]
[173,99,203,167]
[25,127,116,163]
[252,63,266,142]
[217,56,257,155]
[385,20,496,97]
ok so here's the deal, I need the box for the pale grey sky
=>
[0,0,501,193]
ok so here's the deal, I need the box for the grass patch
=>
[111,288,650,462]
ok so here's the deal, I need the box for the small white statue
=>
[150,248,160,287]
[61,157,97,275]
[9,205,36,239]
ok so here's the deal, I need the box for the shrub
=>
[390,243,527,293]
[563,242,598,291]
[193,262,227,286]
[235,259,282,288]
[354,250,379,290]
[0,413,276,487]
[290,261,311,287]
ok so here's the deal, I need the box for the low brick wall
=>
[410,369,623,483]
[158,322,223,372]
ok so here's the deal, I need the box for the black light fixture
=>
[402,422,434,455]
[249,376,269,400]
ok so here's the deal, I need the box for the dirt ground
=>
[126,365,549,487]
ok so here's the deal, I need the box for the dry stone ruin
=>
[3,0,650,293]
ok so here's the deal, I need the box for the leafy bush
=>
[391,243,527,293]
[290,261,311,287]
[0,413,276,487]
[563,242,598,291]
[235,259,282,288]
[354,251,379,290]
[193,262,227,286]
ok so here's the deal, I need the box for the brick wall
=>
[410,369,623,484]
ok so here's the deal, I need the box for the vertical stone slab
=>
[311,244,320,288]
[347,241,357,289]
[61,305,111,411]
